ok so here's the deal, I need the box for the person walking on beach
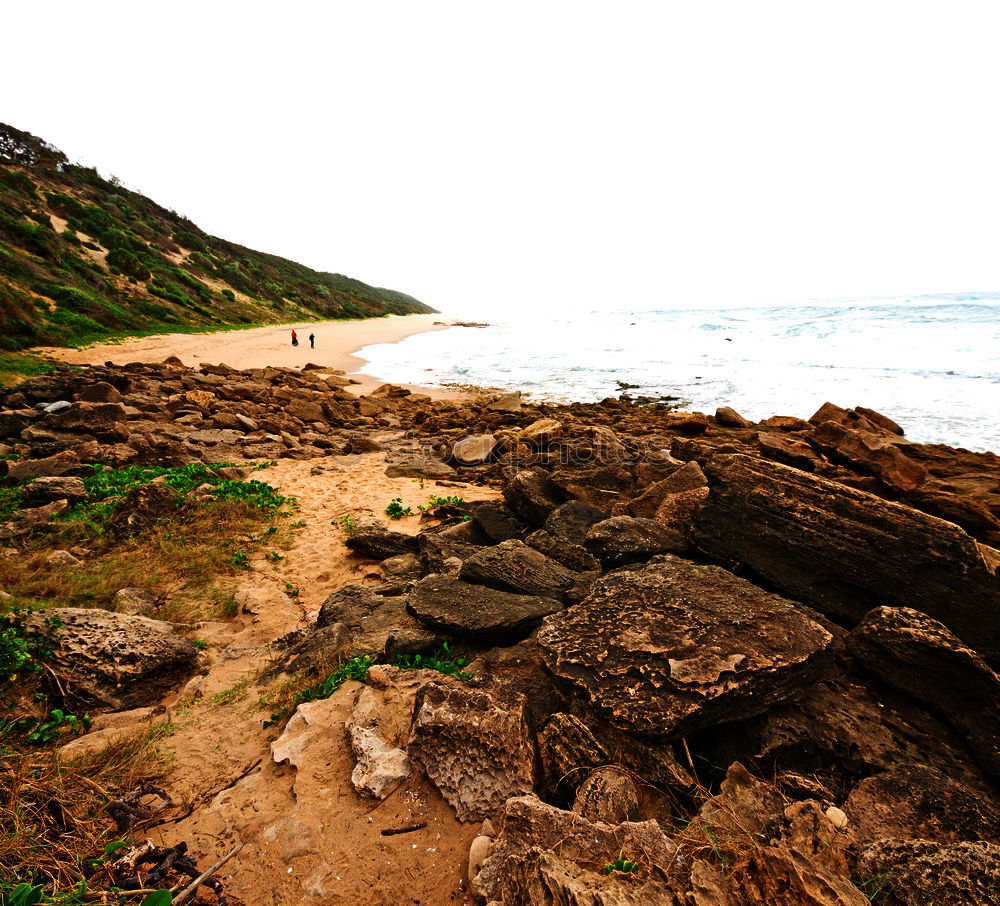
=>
[291,329,298,347]
[309,333,315,349]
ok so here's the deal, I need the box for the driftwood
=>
[111,839,232,904]
[381,821,428,836]
[107,782,173,832]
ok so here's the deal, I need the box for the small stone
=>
[468,835,494,884]
[825,806,849,830]
[43,400,72,414]
[46,549,80,567]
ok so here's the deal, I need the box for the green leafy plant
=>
[603,850,639,874]
[265,550,284,563]
[264,655,372,727]
[338,515,358,535]
[384,498,412,519]
[284,581,300,598]
[192,639,208,650]
[23,709,92,745]
[417,494,465,513]
[230,550,250,569]
[392,641,473,679]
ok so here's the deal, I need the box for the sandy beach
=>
[32,313,455,397]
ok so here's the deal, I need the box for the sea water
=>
[359,293,1000,453]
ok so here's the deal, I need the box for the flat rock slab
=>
[459,539,578,597]
[407,575,562,641]
[693,453,1000,662]
[537,556,833,738]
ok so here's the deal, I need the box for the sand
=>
[32,312,458,398]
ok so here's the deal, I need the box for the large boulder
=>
[21,476,88,507]
[543,500,609,544]
[459,539,578,597]
[407,575,562,642]
[315,584,438,658]
[693,454,1000,662]
[23,608,198,710]
[537,556,833,738]
[846,606,1000,781]
[107,483,181,537]
[503,469,565,525]
[407,681,535,822]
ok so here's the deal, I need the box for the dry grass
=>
[0,721,170,895]
[0,498,297,623]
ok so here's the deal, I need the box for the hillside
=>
[0,122,434,353]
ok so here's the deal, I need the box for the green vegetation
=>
[392,641,474,679]
[384,497,413,519]
[0,121,434,353]
[603,850,639,874]
[0,461,296,622]
[264,655,373,727]
[417,494,465,512]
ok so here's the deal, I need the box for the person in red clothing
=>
[291,329,298,347]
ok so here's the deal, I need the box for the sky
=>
[5,1,1000,318]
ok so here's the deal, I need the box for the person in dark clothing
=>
[309,333,315,349]
[291,329,298,347]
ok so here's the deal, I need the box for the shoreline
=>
[31,313,461,399]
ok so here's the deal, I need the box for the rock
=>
[381,553,421,577]
[47,401,127,433]
[46,549,80,567]
[43,400,72,414]
[502,469,565,525]
[464,500,528,542]
[653,486,710,529]
[626,461,705,518]
[407,681,535,822]
[346,669,431,800]
[669,411,711,435]
[572,766,640,824]
[758,432,823,472]
[21,476,87,506]
[368,383,411,399]
[7,454,86,481]
[760,415,811,431]
[183,389,215,409]
[0,499,70,539]
[716,406,753,428]
[384,455,455,479]
[315,584,437,657]
[468,835,494,885]
[486,391,522,412]
[344,518,419,560]
[551,465,635,511]
[234,413,258,431]
[519,418,563,446]
[22,608,197,709]
[417,534,484,574]
[107,483,181,537]
[825,807,849,830]
[857,839,1000,906]
[112,586,160,616]
[543,500,609,544]
[844,763,1000,846]
[524,529,600,572]
[459,540,578,597]
[452,434,497,464]
[537,556,834,738]
[583,515,689,566]
[846,606,1000,781]
[407,575,562,641]
[809,421,926,492]
[693,454,1000,662]
[473,794,683,903]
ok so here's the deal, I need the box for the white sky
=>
[4,1,1000,317]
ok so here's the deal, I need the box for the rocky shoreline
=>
[2,359,999,905]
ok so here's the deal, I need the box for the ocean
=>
[359,293,1000,454]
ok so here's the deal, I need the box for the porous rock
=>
[23,608,197,710]
[107,483,181,537]
[407,681,535,822]
[542,500,609,544]
[572,766,640,824]
[503,468,565,525]
[693,454,1000,661]
[537,556,833,738]
[344,517,419,560]
[857,839,1000,906]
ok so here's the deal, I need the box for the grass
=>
[0,351,60,388]
[392,641,473,679]
[0,461,297,622]
[0,719,170,898]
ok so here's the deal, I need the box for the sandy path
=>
[32,313,459,398]
[143,453,498,906]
